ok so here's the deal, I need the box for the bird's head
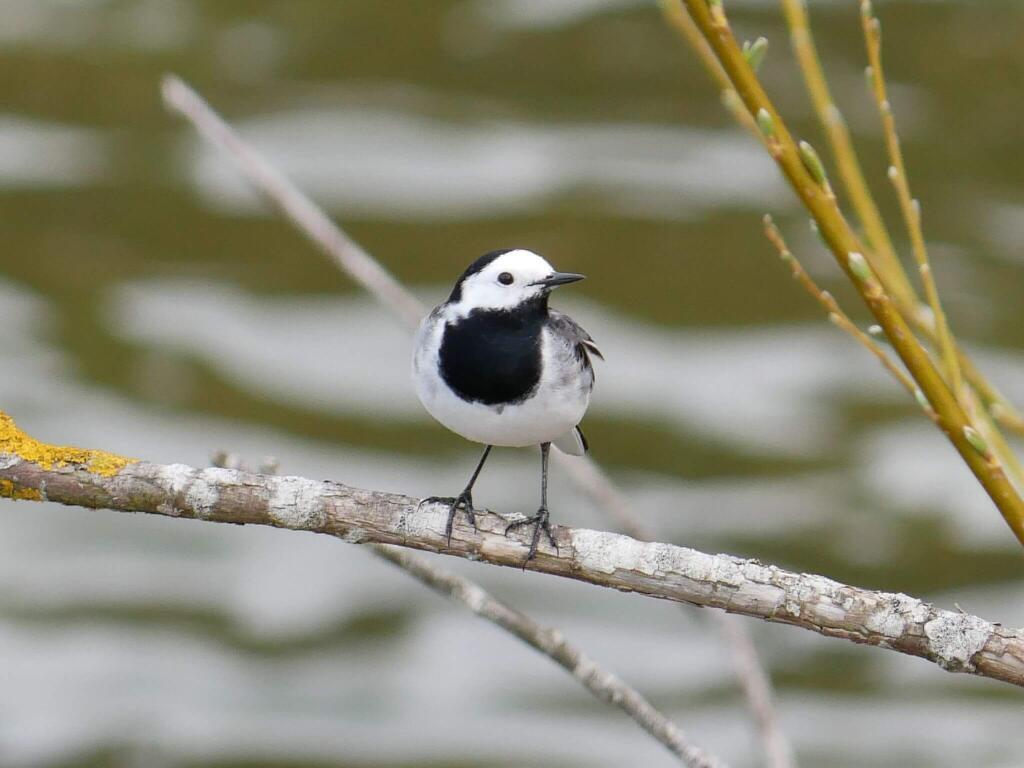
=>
[446,248,584,314]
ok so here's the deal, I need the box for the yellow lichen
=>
[0,479,43,501]
[0,410,136,477]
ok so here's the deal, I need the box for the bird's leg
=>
[422,445,492,545]
[504,442,557,563]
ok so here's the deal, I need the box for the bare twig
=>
[557,446,791,767]
[713,613,796,768]
[3,437,1023,690]
[160,73,790,762]
[161,76,423,329]
[372,545,726,768]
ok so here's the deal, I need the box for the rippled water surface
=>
[2,1,1023,766]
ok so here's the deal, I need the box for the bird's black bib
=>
[439,302,546,406]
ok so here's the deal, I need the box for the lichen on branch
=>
[2,413,1023,690]
[0,411,135,488]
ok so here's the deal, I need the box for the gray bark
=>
[3,455,1022,689]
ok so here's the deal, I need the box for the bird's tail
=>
[553,425,588,456]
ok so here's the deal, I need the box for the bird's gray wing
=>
[547,309,603,364]
[547,310,600,456]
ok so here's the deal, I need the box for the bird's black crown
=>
[448,248,516,303]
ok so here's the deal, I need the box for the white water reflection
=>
[0,116,107,188]
[0,0,195,52]
[0,0,107,49]
[181,109,783,220]
[856,420,1017,550]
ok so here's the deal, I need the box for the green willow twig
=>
[964,360,1024,434]
[776,0,1024,489]
[763,215,927,412]
[658,0,757,137]
[859,1,964,405]
[765,214,1016,483]
[856,3,1024,492]
[673,0,1024,440]
[777,0,915,314]
[674,0,1024,545]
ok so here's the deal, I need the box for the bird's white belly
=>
[413,315,590,448]
[419,372,589,447]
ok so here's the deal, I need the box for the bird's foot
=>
[420,490,476,545]
[504,506,557,565]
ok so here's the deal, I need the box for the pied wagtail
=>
[413,248,601,562]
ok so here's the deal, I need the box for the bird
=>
[412,248,601,563]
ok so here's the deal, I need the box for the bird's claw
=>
[420,492,477,546]
[504,506,557,565]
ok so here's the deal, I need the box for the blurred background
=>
[2,1,1024,766]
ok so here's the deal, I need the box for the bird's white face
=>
[448,249,562,314]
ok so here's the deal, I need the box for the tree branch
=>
[3,445,1022,690]
[712,612,796,768]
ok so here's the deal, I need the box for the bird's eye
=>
[498,272,514,285]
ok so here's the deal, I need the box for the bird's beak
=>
[532,272,586,288]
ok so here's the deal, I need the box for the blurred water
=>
[1,1,1023,767]
[183,109,783,219]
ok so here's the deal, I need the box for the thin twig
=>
[3,443,1023,690]
[857,2,1024,491]
[859,2,963,405]
[372,545,726,768]
[963,387,1024,495]
[674,0,1024,545]
[658,0,757,137]
[776,2,902,308]
[567,439,793,768]
[778,0,915,316]
[763,215,924,409]
[963,357,1024,436]
[712,613,796,768]
[161,77,424,330]
[857,4,1024,493]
